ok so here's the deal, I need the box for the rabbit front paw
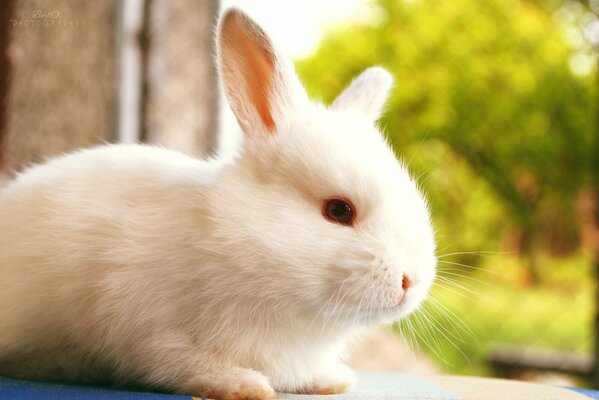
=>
[180,367,275,400]
[298,363,356,395]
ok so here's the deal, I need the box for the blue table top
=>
[1,372,598,400]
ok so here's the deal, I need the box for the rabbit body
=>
[0,8,436,400]
[0,144,353,395]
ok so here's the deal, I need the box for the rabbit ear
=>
[218,8,305,136]
[331,67,393,121]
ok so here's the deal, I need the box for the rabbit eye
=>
[323,198,355,226]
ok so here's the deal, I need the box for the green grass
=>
[394,253,595,379]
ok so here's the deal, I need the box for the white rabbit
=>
[0,8,436,400]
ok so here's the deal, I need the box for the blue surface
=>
[1,374,599,399]
[569,387,599,400]
[0,376,194,400]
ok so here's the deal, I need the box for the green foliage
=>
[297,0,597,270]
[297,0,598,377]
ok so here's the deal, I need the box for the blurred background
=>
[1,0,598,389]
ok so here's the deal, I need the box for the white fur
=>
[331,67,394,121]
[0,8,436,400]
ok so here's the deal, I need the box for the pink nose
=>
[402,275,411,291]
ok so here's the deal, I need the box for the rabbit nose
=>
[402,274,411,291]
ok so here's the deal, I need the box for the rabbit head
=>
[216,9,436,330]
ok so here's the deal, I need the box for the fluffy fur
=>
[0,8,436,400]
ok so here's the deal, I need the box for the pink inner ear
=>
[225,14,276,132]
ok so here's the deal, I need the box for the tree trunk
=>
[519,220,540,285]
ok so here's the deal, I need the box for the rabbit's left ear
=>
[331,67,393,121]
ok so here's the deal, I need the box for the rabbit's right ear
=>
[331,67,393,122]
[217,8,306,137]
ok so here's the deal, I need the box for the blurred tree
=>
[577,0,599,387]
[298,0,596,282]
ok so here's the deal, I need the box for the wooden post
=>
[0,0,120,176]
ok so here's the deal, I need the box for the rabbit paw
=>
[298,363,356,395]
[181,367,275,400]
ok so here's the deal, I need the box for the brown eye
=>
[323,198,355,226]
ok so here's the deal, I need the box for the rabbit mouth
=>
[372,300,408,315]
[340,295,411,320]
[369,292,422,320]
